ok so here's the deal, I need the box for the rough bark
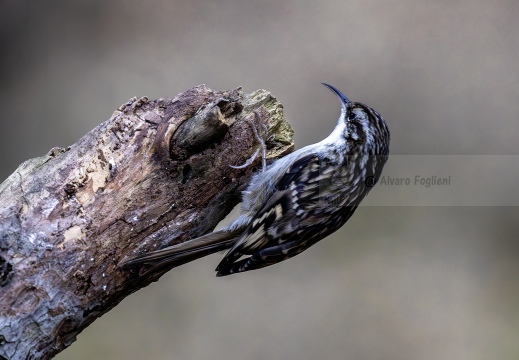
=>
[0,85,294,359]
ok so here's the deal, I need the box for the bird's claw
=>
[230,110,269,172]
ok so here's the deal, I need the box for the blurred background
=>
[2,0,519,359]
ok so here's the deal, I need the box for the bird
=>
[121,83,390,278]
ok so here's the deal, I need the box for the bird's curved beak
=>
[321,83,350,105]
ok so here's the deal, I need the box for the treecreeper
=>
[122,83,390,278]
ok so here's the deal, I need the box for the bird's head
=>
[322,83,390,155]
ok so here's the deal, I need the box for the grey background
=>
[1,1,518,359]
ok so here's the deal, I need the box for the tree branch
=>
[0,85,294,359]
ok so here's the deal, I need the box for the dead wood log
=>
[0,85,294,359]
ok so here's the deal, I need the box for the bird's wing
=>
[216,154,352,275]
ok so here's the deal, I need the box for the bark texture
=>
[0,85,294,359]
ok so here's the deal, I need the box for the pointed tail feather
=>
[120,229,240,278]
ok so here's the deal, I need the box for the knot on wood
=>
[0,256,13,287]
[169,98,243,160]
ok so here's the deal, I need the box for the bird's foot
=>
[230,110,269,172]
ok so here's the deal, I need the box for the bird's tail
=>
[120,229,241,279]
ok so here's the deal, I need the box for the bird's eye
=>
[348,112,359,121]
